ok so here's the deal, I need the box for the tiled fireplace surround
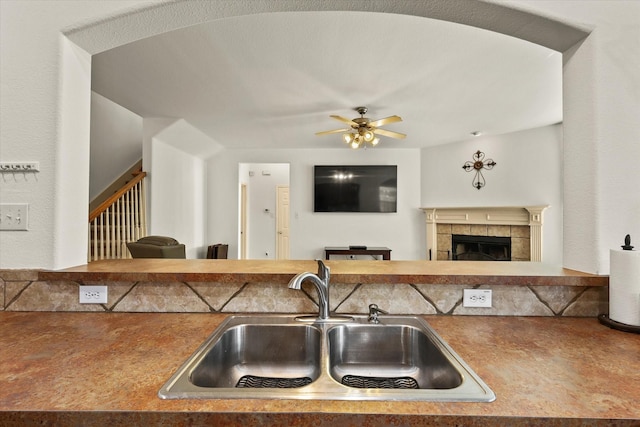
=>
[436,224,531,261]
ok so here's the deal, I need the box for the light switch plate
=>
[0,203,29,230]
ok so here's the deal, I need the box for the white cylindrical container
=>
[609,249,640,327]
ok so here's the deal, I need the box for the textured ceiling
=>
[91,11,562,150]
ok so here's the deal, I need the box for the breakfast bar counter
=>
[39,259,608,287]
[1,312,638,426]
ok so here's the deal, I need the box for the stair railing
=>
[88,171,147,262]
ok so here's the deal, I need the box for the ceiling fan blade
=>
[373,128,407,139]
[330,115,358,126]
[315,128,349,136]
[368,115,402,128]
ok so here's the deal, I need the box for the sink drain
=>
[235,375,313,389]
[342,375,419,389]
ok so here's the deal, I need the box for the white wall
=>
[140,118,221,259]
[209,149,424,260]
[167,125,562,263]
[0,1,146,269]
[148,140,205,259]
[87,92,565,264]
[509,0,640,273]
[143,123,210,259]
[89,92,142,200]
[421,124,563,266]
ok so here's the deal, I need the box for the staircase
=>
[88,168,147,262]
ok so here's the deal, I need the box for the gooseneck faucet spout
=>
[288,259,330,320]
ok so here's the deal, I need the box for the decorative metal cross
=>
[462,150,496,190]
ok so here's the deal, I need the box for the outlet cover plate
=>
[463,289,492,308]
[79,285,108,304]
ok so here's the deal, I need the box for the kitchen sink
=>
[158,314,495,402]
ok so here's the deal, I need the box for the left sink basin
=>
[159,316,322,399]
[191,323,322,388]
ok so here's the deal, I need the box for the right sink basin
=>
[328,323,463,390]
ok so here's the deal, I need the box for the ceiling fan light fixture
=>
[363,130,374,142]
[318,106,405,149]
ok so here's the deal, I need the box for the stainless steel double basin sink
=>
[159,315,495,402]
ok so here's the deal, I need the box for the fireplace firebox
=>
[452,235,511,261]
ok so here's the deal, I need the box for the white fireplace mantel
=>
[420,206,549,262]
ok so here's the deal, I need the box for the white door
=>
[276,186,290,259]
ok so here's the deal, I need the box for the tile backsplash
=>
[1,269,606,316]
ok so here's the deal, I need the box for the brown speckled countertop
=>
[40,259,608,286]
[0,312,638,426]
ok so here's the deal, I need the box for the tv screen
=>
[314,165,397,213]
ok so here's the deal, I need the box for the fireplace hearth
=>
[452,235,511,261]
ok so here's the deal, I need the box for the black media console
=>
[324,247,391,260]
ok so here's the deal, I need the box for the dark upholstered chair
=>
[126,236,186,259]
[206,243,228,259]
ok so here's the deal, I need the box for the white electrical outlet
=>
[0,203,29,230]
[463,289,492,308]
[79,286,108,304]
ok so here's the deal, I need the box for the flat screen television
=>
[314,165,397,213]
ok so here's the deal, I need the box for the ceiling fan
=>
[316,106,406,149]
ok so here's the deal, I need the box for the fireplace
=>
[452,235,511,261]
[421,206,549,262]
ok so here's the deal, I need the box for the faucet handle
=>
[315,259,330,282]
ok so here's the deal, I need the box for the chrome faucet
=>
[368,304,388,324]
[288,259,331,320]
